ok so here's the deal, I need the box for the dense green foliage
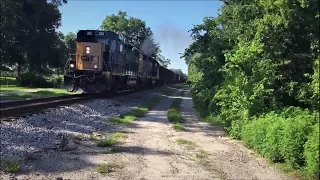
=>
[304,121,320,177]
[1,0,69,75]
[242,108,316,166]
[0,0,78,88]
[184,0,319,177]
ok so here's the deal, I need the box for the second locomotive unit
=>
[64,30,164,94]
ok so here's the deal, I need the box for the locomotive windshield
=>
[77,30,98,42]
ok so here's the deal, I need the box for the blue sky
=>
[58,0,223,74]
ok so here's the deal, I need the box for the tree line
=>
[183,0,319,178]
[1,1,172,85]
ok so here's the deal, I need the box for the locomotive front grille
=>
[76,42,103,71]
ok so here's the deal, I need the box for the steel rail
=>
[0,94,94,121]
[0,84,173,122]
[0,94,87,109]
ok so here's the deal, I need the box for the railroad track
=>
[0,93,95,121]
[0,86,163,121]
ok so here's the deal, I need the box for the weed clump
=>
[107,116,134,125]
[96,162,124,174]
[95,132,128,147]
[1,159,21,173]
[121,107,148,118]
[172,123,184,131]
[176,138,196,150]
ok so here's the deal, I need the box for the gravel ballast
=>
[0,87,165,159]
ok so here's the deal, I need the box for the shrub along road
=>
[1,86,290,180]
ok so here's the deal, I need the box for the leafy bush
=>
[279,108,313,168]
[242,116,270,152]
[51,76,63,88]
[304,122,319,177]
[18,72,52,88]
[242,107,316,172]
[229,118,248,139]
[264,116,284,162]
[18,72,63,88]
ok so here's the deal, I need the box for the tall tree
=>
[64,32,76,54]
[101,11,152,47]
[1,0,67,75]
[1,0,27,72]
[156,51,171,67]
[184,0,319,126]
[100,10,167,60]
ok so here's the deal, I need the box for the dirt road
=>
[2,87,289,180]
[109,89,288,180]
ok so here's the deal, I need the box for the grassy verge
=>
[162,89,176,96]
[105,96,163,125]
[172,83,189,90]
[0,76,76,100]
[168,91,185,131]
[106,96,161,125]
[0,89,75,100]
[168,97,183,123]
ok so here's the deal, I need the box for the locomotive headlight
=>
[85,46,90,54]
[93,64,98,69]
[70,63,75,68]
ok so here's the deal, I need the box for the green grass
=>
[0,76,76,100]
[162,89,175,96]
[144,96,162,110]
[196,149,210,159]
[173,83,189,90]
[179,91,185,97]
[105,96,163,125]
[96,162,124,174]
[168,99,183,123]
[172,123,185,131]
[121,107,148,118]
[106,107,146,125]
[101,147,118,154]
[96,132,128,147]
[1,90,74,100]
[176,138,196,150]
[168,91,184,131]
[1,159,21,173]
[107,116,136,125]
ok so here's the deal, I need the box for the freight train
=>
[63,30,185,94]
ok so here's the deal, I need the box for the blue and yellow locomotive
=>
[63,29,183,94]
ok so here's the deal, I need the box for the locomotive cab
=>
[64,30,121,93]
